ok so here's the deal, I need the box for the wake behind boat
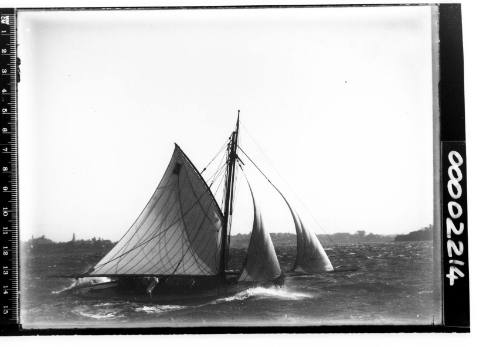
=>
[69,112,333,302]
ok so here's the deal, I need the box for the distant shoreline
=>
[23,226,434,249]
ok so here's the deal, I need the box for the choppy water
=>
[21,242,437,328]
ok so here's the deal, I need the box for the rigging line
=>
[134,186,218,276]
[211,168,226,270]
[207,158,227,187]
[237,136,331,235]
[172,193,218,276]
[237,145,286,199]
[181,161,224,270]
[119,185,186,273]
[101,175,178,268]
[205,153,227,185]
[200,138,231,174]
[207,164,227,210]
[238,145,329,240]
[130,222,184,274]
[155,189,184,272]
[157,208,176,271]
[116,178,213,275]
[106,180,179,273]
[109,181,179,272]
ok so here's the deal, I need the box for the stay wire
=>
[200,138,231,174]
[239,124,331,235]
[237,143,330,235]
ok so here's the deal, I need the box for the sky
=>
[18,6,435,242]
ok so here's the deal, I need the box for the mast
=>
[219,111,240,281]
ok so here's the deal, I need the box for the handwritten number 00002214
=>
[445,150,465,286]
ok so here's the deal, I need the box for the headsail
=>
[288,207,333,273]
[239,185,282,282]
[237,146,333,273]
[90,145,223,276]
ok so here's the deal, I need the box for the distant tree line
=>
[230,230,394,249]
[24,234,115,250]
[394,225,433,242]
[24,225,433,251]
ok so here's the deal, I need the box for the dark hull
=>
[70,274,283,304]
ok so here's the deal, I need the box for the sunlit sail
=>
[239,185,282,282]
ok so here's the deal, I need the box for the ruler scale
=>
[0,8,19,332]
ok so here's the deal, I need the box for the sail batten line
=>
[181,165,223,271]
[109,180,179,266]
[124,193,177,273]
[95,188,212,274]
[128,176,222,276]
[102,185,183,273]
[128,189,189,274]
[172,173,214,275]
[106,180,179,269]
[116,196,184,274]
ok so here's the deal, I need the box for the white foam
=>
[134,305,185,314]
[51,279,78,294]
[93,302,116,307]
[72,308,124,320]
[213,286,313,304]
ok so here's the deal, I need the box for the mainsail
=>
[90,145,223,276]
[239,185,282,282]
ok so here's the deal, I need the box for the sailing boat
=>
[71,113,333,301]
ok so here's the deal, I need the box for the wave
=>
[72,307,124,320]
[213,286,313,304]
[93,302,117,307]
[134,305,186,314]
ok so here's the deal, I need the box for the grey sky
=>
[19,6,434,241]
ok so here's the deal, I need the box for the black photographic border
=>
[0,3,469,335]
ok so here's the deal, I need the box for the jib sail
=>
[288,206,333,273]
[239,185,282,282]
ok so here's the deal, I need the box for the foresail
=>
[290,208,333,273]
[279,195,333,273]
[239,186,282,283]
[90,144,223,276]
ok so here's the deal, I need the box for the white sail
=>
[237,146,332,274]
[239,186,282,282]
[90,144,223,276]
[276,193,332,273]
[289,207,333,273]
